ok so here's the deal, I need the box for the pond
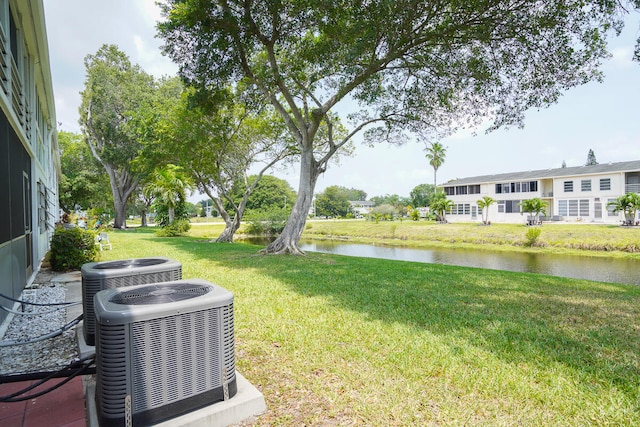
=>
[293,240,640,286]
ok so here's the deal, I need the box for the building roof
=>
[444,160,640,186]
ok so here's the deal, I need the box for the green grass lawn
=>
[97,228,640,426]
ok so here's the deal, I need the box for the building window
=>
[444,187,455,196]
[558,200,567,216]
[579,199,589,217]
[529,181,538,192]
[497,200,505,213]
[607,198,617,216]
[600,178,611,191]
[564,181,573,192]
[468,185,481,194]
[568,200,578,216]
[505,200,520,213]
[455,185,468,195]
[581,180,591,191]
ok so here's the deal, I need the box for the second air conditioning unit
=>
[94,279,236,426]
[81,257,182,345]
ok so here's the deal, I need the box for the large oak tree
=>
[158,0,636,254]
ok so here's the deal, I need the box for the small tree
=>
[430,193,454,223]
[477,196,496,225]
[148,164,194,224]
[585,149,598,166]
[520,198,548,225]
[608,193,640,226]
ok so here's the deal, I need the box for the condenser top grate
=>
[109,283,211,305]
[93,258,169,270]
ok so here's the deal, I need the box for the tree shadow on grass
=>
[136,235,640,401]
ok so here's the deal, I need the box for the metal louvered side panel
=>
[96,324,128,418]
[82,277,102,339]
[130,308,223,413]
[222,303,236,383]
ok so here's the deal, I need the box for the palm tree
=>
[430,193,454,223]
[477,196,496,224]
[149,164,194,224]
[425,142,447,193]
[520,198,548,225]
[608,193,640,226]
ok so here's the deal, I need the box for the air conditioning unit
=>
[94,280,236,426]
[81,257,182,346]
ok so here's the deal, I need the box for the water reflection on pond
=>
[245,238,640,285]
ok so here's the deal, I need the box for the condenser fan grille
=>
[110,283,211,305]
[93,258,169,270]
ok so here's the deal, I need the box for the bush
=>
[155,219,191,237]
[49,226,98,271]
[524,227,542,247]
[245,207,289,236]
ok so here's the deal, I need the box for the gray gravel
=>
[0,271,80,375]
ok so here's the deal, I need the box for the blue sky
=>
[43,1,640,200]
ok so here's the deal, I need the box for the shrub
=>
[524,227,542,247]
[49,226,98,271]
[245,207,289,236]
[155,219,191,237]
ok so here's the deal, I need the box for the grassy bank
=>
[300,220,640,257]
[98,228,640,426]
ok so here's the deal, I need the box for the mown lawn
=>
[99,228,640,426]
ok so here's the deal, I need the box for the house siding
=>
[0,0,59,326]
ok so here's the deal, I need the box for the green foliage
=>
[155,219,191,237]
[58,130,111,212]
[524,227,542,247]
[369,204,398,221]
[315,186,353,218]
[410,209,421,221]
[520,198,548,224]
[154,201,191,228]
[244,206,289,236]
[477,196,496,224]
[228,175,296,212]
[430,192,454,222]
[608,193,640,225]
[79,44,160,228]
[159,0,630,252]
[585,149,598,166]
[410,183,436,208]
[49,227,98,271]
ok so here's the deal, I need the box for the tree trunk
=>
[140,210,148,227]
[263,148,319,254]
[216,216,241,243]
[168,207,175,224]
[105,166,137,229]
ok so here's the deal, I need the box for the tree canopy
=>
[79,44,157,228]
[410,184,436,208]
[158,0,636,253]
[315,186,354,218]
[58,130,111,213]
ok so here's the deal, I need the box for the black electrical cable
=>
[0,355,96,384]
[0,356,95,402]
[0,292,76,306]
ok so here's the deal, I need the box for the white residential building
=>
[442,160,640,224]
[0,0,59,326]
